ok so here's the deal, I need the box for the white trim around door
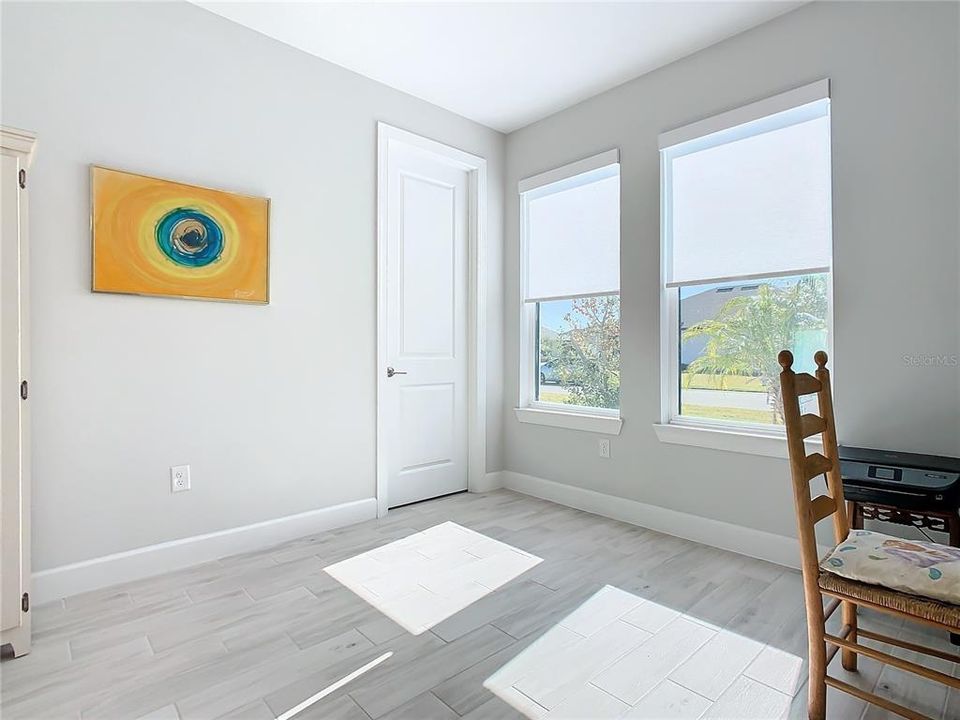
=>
[376,123,488,517]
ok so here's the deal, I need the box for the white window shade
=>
[664,104,832,287]
[523,166,620,302]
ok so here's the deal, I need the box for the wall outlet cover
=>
[598,439,610,458]
[171,465,191,493]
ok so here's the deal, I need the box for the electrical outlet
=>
[598,439,610,458]
[171,465,191,493]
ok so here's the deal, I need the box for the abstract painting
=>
[91,166,269,303]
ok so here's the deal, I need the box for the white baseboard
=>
[32,498,377,604]
[501,471,804,570]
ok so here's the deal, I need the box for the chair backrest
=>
[778,350,849,576]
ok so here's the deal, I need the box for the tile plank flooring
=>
[2,490,957,719]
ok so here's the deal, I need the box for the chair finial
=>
[814,350,829,369]
[778,350,794,370]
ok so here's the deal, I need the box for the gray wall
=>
[3,0,957,571]
[0,1,505,570]
[503,1,960,538]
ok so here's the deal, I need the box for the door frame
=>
[375,122,488,518]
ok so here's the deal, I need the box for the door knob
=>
[386,366,407,378]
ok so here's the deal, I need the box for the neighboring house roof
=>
[680,284,761,330]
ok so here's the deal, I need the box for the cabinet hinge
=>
[18,168,26,189]
[20,380,28,400]
[22,593,29,613]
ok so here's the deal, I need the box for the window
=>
[518,150,621,422]
[660,80,832,433]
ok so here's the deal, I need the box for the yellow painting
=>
[91,166,269,303]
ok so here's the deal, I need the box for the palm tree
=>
[682,275,828,422]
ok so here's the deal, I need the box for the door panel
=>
[1,152,22,632]
[399,175,456,358]
[384,140,468,509]
[398,383,454,471]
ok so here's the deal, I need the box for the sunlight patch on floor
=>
[324,521,542,635]
[275,651,393,720]
[484,585,802,719]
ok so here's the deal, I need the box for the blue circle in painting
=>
[156,208,224,267]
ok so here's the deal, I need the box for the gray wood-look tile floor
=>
[2,490,957,720]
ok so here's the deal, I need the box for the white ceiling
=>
[196,2,805,133]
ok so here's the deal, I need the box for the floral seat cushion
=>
[820,529,960,606]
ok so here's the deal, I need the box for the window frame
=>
[517,150,622,431]
[657,82,835,442]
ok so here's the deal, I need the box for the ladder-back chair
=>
[778,350,960,720]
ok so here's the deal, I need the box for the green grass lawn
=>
[541,391,776,424]
[681,372,765,392]
[681,403,779,424]
[538,390,568,403]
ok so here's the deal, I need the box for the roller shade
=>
[522,158,620,303]
[662,86,832,288]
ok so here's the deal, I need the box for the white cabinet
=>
[1,126,35,658]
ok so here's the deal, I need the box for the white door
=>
[381,133,469,509]
[1,150,24,634]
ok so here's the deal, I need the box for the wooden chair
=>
[778,350,960,720]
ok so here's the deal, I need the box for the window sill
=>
[515,407,623,435]
[652,421,821,459]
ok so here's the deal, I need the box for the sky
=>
[539,299,574,333]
